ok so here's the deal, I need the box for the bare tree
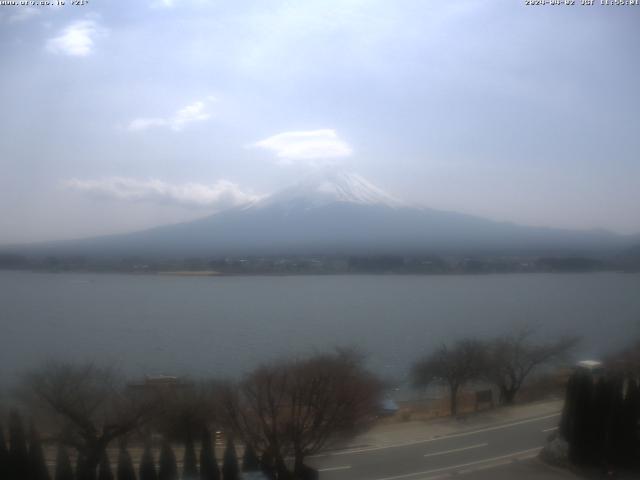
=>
[223,350,382,477]
[484,329,579,404]
[151,379,222,441]
[284,350,382,473]
[605,338,640,376]
[23,362,158,480]
[221,365,288,464]
[412,340,486,416]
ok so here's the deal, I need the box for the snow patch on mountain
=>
[250,171,405,210]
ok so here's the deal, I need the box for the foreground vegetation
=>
[412,328,578,415]
[0,350,380,480]
[2,335,638,479]
[550,340,640,476]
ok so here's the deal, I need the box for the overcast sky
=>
[1,0,639,244]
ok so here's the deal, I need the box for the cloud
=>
[46,20,105,57]
[253,129,352,166]
[65,177,258,209]
[128,100,212,132]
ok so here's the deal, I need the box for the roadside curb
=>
[534,456,584,479]
[313,411,561,458]
[427,411,561,441]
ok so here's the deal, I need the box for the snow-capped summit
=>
[251,171,404,210]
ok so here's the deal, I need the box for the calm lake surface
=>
[1,271,639,387]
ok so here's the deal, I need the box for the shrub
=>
[98,450,114,480]
[183,432,198,480]
[117,446,136,480]
[158,440,177,480]
[27,426,50,480]
[8,411,29,480]
[139,440,157,480]
[222,438,238,480]
[199,428,220,480]
[53,445,73,480]
[0,424,9,480]
[242,443,260,472]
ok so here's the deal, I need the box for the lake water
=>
[1,271,639,388]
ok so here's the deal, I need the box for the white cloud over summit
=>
[128,100,213,132]
[65,177,258,209]
[46,20,105,57]
[253,129,352,166]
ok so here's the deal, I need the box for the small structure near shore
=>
[127,374,185,391]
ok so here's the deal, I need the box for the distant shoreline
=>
[0,268,637,277]
[156,270,221,276]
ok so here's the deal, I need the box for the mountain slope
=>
[13,171,636,258]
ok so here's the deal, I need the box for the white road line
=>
[542,426,558,432]
[318,465,352,472]
[411,475,451,480]
[313,413,560,457]
[373,446,543,480]
[423,443,488,458]
[457,459,512,475]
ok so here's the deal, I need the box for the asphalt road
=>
[308,413,563,480]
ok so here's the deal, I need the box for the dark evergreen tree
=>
[158,440,177,480]
[28,425,51,480]
[221,438,239,480]
[98,450,114,480]
[0,424,9,480]
[589,376,611,465]
[139,440,157,480]
[608,376,626,467]
[259,451,275,480]
[116,446,136,480]
[566,372,593,465]
[296,464,319,480]
[199,428,219,480]
[275,457,292,480]
[77,449,100,480]
[559,373,578,441]
[562,370,640,469]
[76,452,86,480]
[617,378,639,466]
[625,378,640,466]
[53,445,73,480]
[241,444,260,472]
[8,410,30,480]
[183,432,198,480]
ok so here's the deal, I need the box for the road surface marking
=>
[373,446,543,480]
[457,459,512,474]
[542,426,558,432]
[312,412,559,457]
[423,443,488,457]
[318,465,352,472]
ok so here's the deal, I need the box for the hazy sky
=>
[1,0,639,244]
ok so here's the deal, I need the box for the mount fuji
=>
[16,171,636,257]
